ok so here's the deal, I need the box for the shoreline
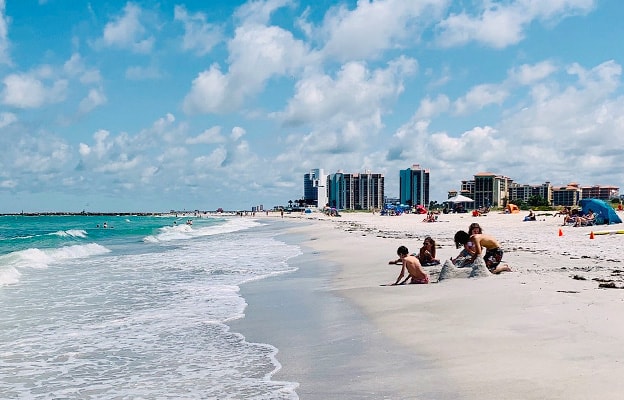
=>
[237,211,624,399]
[231,226,458,399]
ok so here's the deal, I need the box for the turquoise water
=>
[0,214,300,398]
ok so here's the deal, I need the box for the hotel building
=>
[303,168,328,208]
[399,164,430,207]
[473,172,513,208]
[327,170,384,210]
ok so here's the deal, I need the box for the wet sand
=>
[236,210,624,399]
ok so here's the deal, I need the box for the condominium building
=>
[460,180,475,196]
[508,182,553,204]
[472,172,513,208]
[303,168,327,208]
[552,183,582,206]
[327,170,384,210]
[580,185,619,201]
[399,164,430,207]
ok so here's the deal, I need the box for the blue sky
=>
[0,0,622,212]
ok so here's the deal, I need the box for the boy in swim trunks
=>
[389,246,430,285]
[468,233,512,274]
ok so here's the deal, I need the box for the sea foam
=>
[143,217,262,243]
[0,243,110,286]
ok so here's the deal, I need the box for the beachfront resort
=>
[299,165,621,212]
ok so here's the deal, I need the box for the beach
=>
[235,209,624,399]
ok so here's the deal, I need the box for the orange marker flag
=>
[558,228,563,237]
[590,231,595,239]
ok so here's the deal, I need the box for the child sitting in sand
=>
[389,237,440,266]
[418,236,440,266]
[388,246,429,285]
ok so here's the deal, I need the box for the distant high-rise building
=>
[399,164,429,207]
[327,170,384,210]
[303,169,327,208]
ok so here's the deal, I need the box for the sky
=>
[0,0,622,213]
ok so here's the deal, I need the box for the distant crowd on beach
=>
[388,222,511,285]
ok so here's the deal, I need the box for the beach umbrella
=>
[447,194,474,203]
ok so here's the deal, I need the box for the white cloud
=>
[78,88,107,114]
[12,137,71,174]
[95,154,141,173]
[0,0,10,65]
[0,179,17,189]
[508,61,558,85]
[277,56,416,126]
[0,111,16,128]
[183,2,310,114]
[182,64,229,114]
[174,5,222,56]
[234,0,293,26]
[267,56,418,170]
[78,143,91,156]
[453,83,509,115]
[140,165,159,183]
[125,65,162,80]
[1,73,67,108]
[231,126,246,141]
[568,59,621,92]
[384,59,624,196]
[415,94,450,119]
[100,2,154,53]
[435,0,596,48]
[157,146,188,164]
[318,0,449,61]
[186,126,225,145]
[89,129,113,159]
[193,147,227,169]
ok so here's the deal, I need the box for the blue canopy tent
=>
[579,198,622,225]
[382,204,410,216]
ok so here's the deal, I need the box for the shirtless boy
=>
[468,233,512,274]
[388,246,430,285]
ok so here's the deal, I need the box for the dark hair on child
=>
[454,231,470,248]
[397,245,409,256]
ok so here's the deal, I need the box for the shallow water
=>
[0,215,300,399]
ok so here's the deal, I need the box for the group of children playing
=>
[388,223,511,285]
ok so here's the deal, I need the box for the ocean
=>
[0,214,301,399]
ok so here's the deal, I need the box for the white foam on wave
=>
[143,217,262,243]
[0,224,301,398]
[49,229,88,238]
[0,243,110,286]
[0,266,21,286]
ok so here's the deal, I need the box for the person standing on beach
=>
[468,232,511,274]
[389,246,429,285]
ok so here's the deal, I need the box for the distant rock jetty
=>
[0,212,169,217]
[0,210,239,217]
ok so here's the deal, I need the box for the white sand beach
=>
[251,209,624,399]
